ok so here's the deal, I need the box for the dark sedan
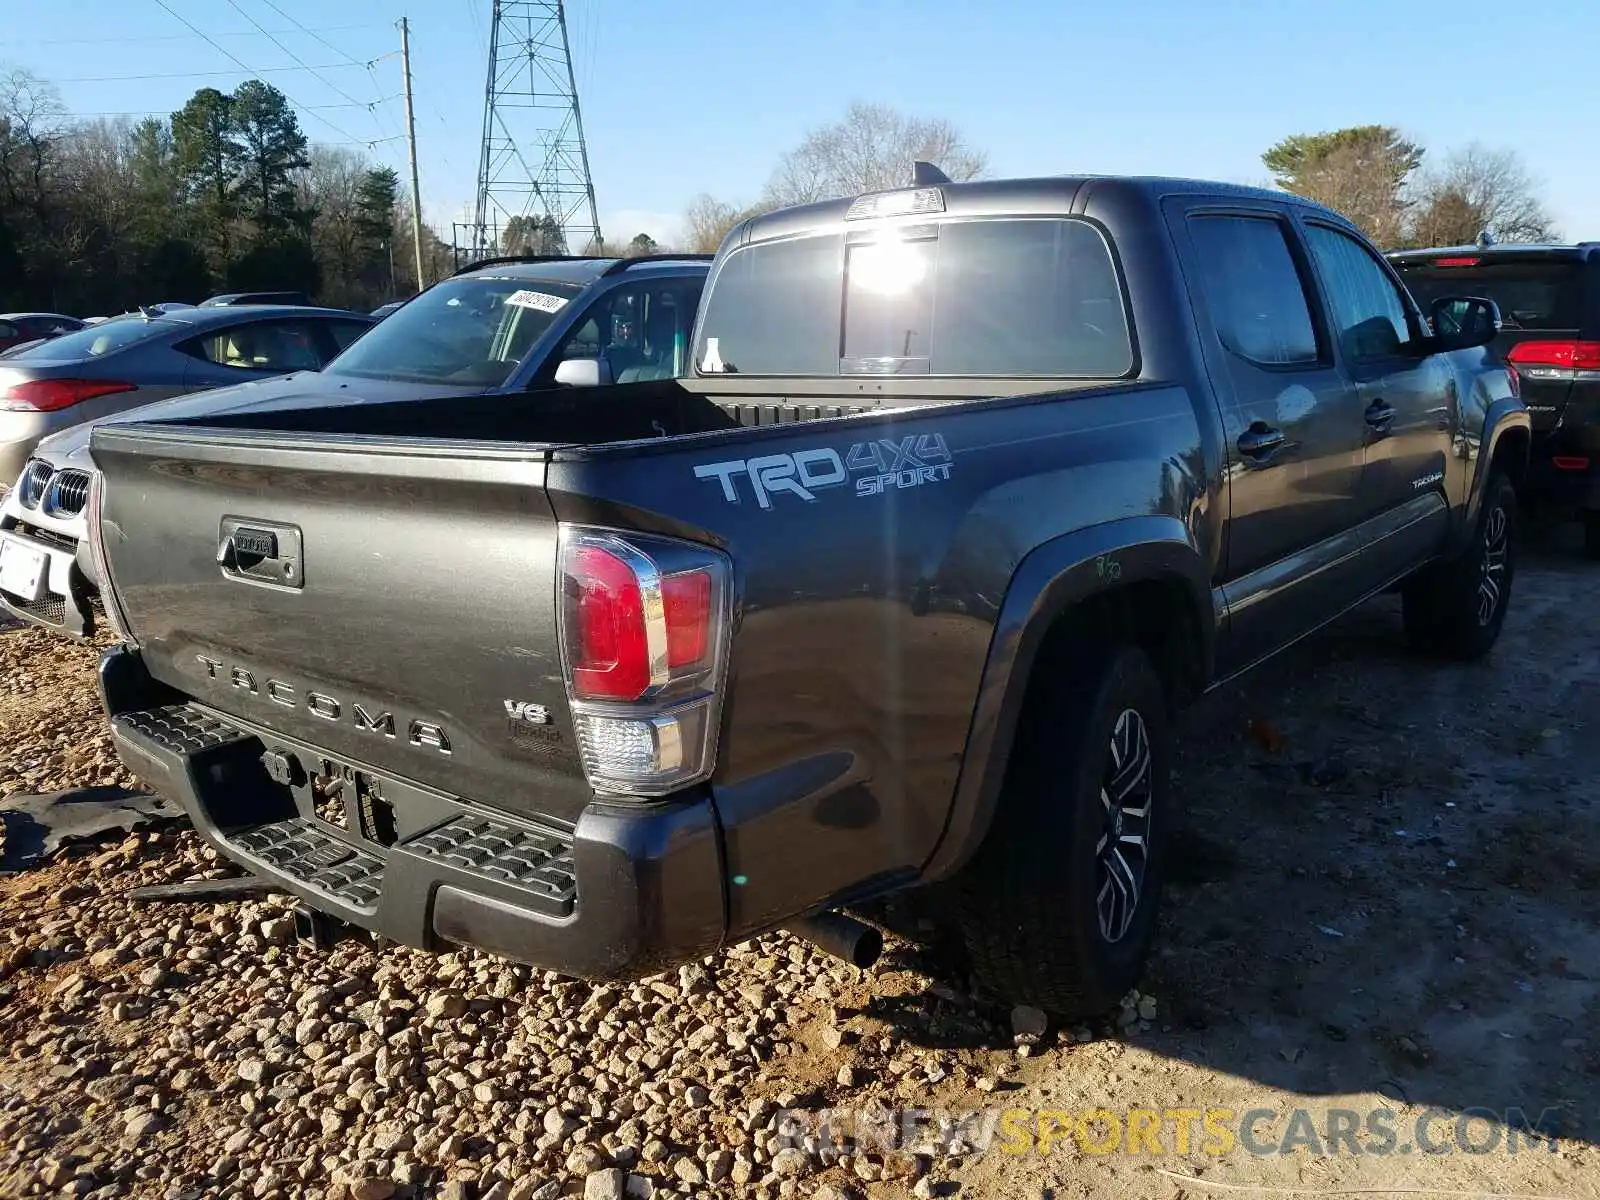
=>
[0,303,374,486]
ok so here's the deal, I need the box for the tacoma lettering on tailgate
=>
[194,654,453,755]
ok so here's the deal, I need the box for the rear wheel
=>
[952,640,1173,1017]
[1402,469,1516,660]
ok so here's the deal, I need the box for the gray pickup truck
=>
[86,171,1527,1017]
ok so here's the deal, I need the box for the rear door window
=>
[695,217,1133,378]
[1395,259,1589,332]
[183,320,327,372]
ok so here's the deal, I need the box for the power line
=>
[255,0,373,67]
[73,103,370,117]
[148,0,375,148]
[21,24,387,47]
[53,65,371,84]
[245,0,408,150]
[224,1,381,115]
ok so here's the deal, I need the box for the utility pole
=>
[399,17,427,292]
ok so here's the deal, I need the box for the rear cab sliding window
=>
[693,215,1136,380]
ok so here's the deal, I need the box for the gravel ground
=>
[2,524,1598,1200]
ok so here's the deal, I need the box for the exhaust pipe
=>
[786,910,883,968]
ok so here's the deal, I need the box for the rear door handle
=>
[1366,399,1396,430]
[1237,424,1286,459]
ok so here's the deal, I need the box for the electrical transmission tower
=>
[472,1,602,260]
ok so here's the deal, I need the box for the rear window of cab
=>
[693,217,1133,379]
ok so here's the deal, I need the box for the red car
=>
[0,313,86,354]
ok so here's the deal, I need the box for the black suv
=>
[1391,243,1600,554]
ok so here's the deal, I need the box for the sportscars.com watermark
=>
[772,1106,1565,1159]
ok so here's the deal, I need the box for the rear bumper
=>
[98,646,728,980]
[0,525,94,637]
[1521,450,1600,510]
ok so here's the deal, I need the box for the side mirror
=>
[1428,295,1501,351]
[553,357,611,387]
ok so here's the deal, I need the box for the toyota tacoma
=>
[84,170,1527,1015]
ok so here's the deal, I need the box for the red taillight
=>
[1429,256,1481,268]
[568,544,652,701]
[662,571,711,669]
[1506,340,1600,370]
[558,527,731,796]
[1552,456,1591,472]
[0,378,136,413]
[562,537,720,701]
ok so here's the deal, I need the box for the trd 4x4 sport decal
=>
[693,434,953,509]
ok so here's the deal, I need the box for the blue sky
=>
[9,0,1600,249]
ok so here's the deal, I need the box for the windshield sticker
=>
[694,434,953,509]
[700,336,726,373]
[504,289,568,313]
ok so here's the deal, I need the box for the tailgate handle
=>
[218,518,303,590]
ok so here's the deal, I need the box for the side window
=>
[1303,225,1413,361]
[554,280,704,382]
[1188,215,1320,365]
[185,320,325,372]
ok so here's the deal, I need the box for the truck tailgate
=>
[90,424,595,824]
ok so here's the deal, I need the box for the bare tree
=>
[1406,144,1558,247]
[763,101,986,208]
[681,193,763,253]
[0,68,68,219]
[297,145,370,306]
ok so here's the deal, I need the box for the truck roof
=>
[734,174,1332,245]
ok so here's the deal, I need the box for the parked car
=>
[199,291,314,307]
[1390,242,1600,555]
[0,255,707,637]
[0,304,375,633]
[0,313,86,354]
[371,300,408,319]
[85,172,1525,1015]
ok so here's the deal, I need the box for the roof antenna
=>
[1475,228,1496,248]
[912,160,951,186]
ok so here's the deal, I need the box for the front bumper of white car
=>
[0,461,97,637]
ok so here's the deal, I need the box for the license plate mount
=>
[311,758,398,847]
[0,538,48,604]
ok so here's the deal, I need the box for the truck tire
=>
[1583,512,1600,561]
[1401,469,1516,660]
[953,641,1173,1017]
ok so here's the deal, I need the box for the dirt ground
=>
[2,520,1598,1199]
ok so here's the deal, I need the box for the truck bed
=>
[191,378,897,447]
